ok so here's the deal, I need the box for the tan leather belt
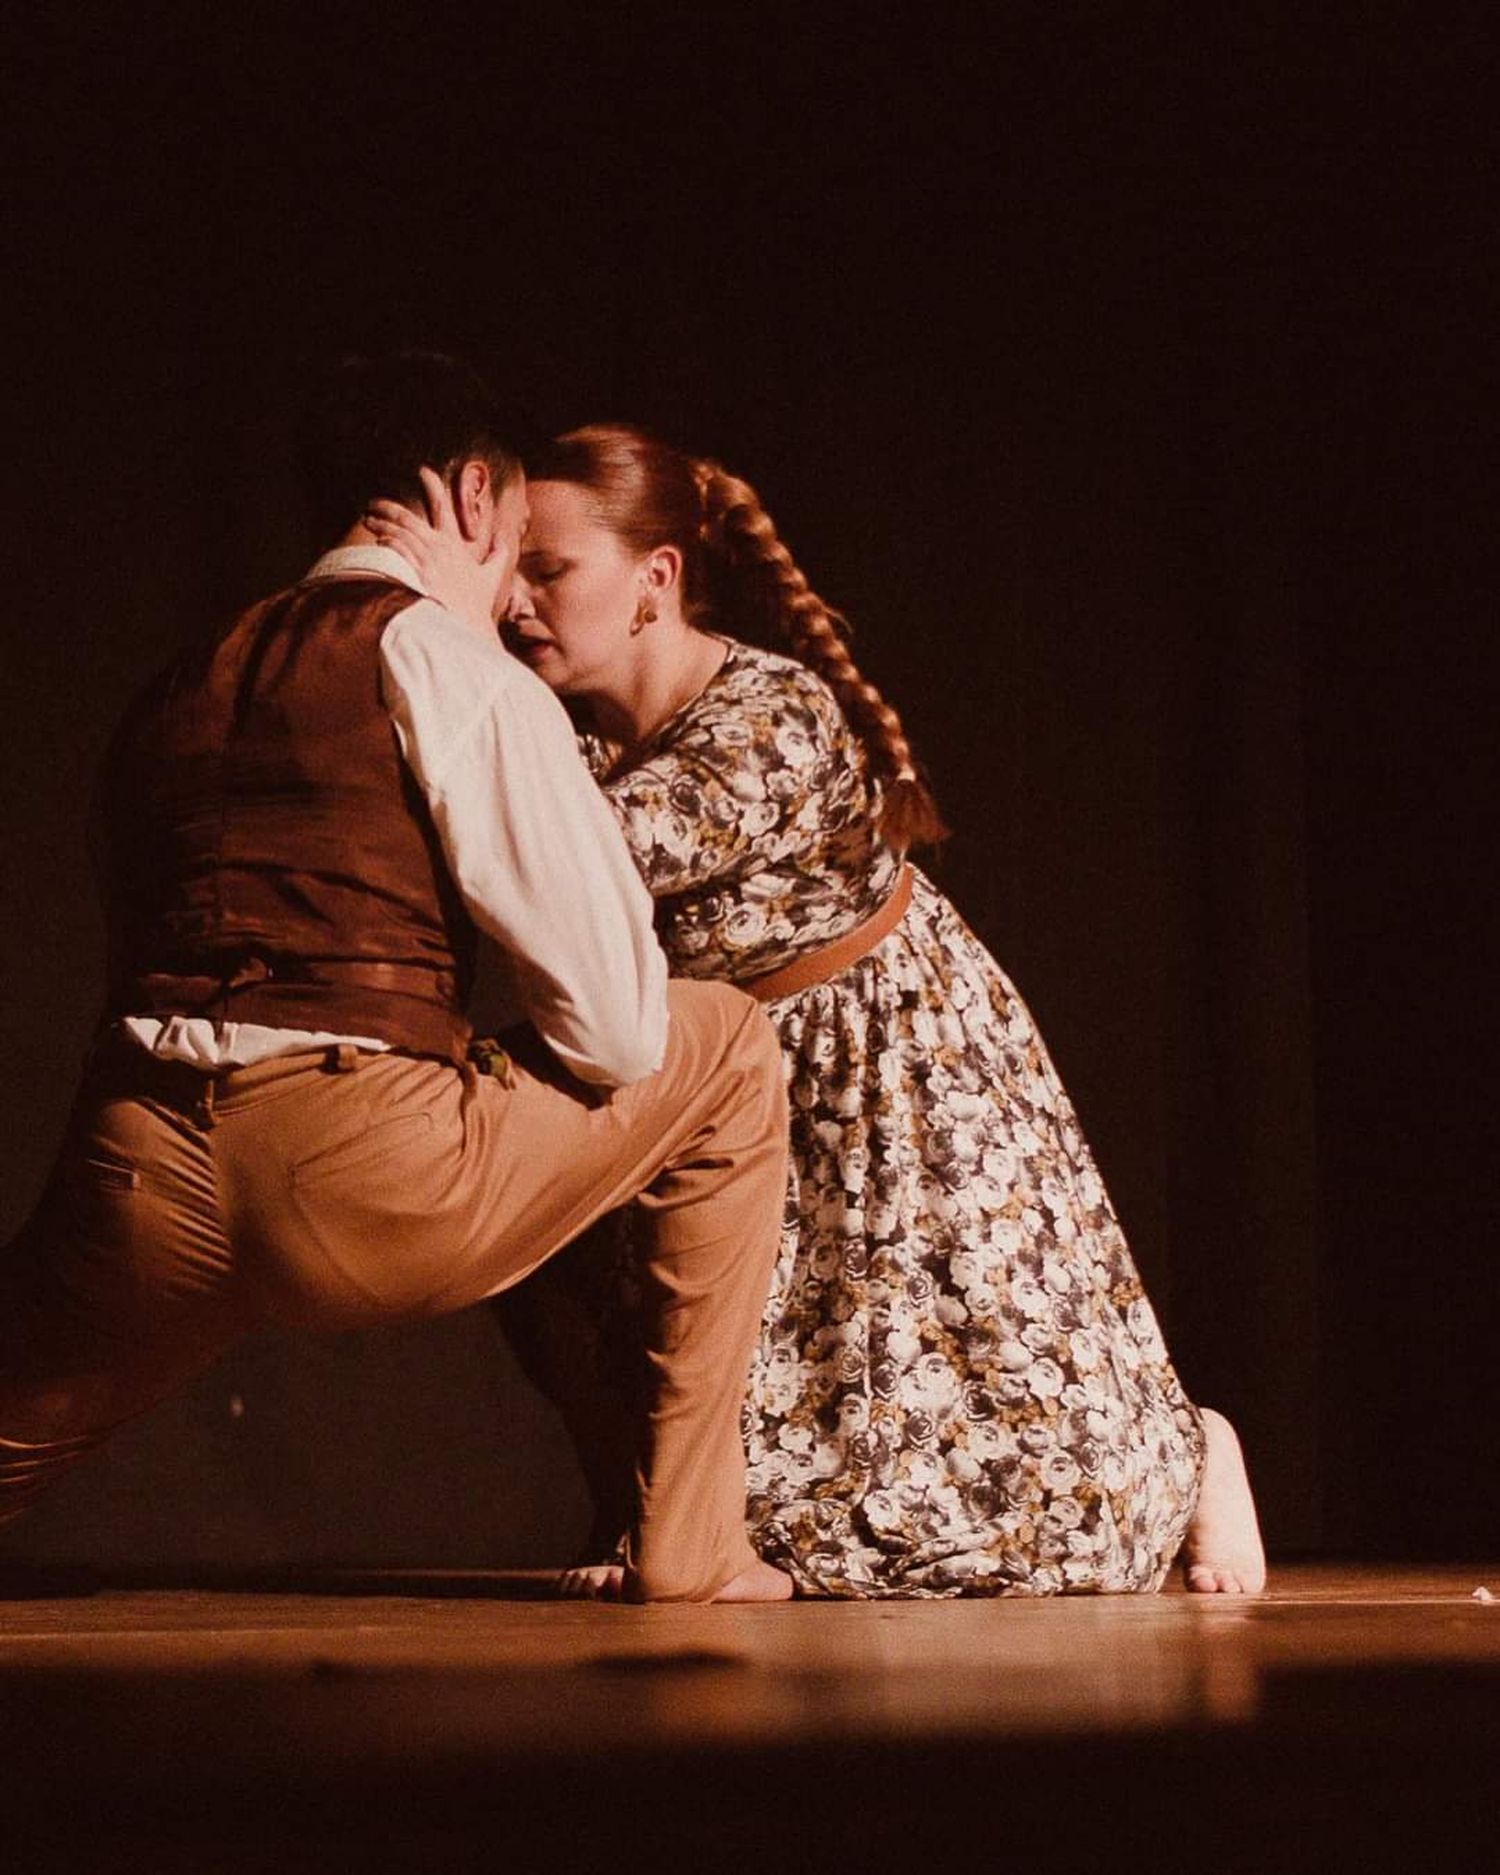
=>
[741,866,912,1003]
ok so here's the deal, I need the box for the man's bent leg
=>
[475,985,788,1599]
[620,987,788,1601]
[0,1079,252,1526]
[216,984,788,1601]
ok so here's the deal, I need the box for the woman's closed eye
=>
[520,554,567,585]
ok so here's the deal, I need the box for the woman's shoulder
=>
[719,636,819,685]
[712,639,845,724]
[672,640,861,791]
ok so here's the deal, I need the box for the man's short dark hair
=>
[301,351,532,541]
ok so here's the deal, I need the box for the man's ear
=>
[453,458,493,543]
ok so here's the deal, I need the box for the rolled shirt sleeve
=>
[380,600,668,1087]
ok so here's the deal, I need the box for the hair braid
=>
[696,462,947,851]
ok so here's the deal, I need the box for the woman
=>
[367,432,1264,1598]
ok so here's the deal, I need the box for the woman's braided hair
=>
[529,424,946,851]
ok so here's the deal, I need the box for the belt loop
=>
[326,1044,362,1073]
[468,1038,515,1087]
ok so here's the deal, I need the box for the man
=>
[0,352,791,1603]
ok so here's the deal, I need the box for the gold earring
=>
[631,593,657,635]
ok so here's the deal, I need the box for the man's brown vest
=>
[101,576,477,1063]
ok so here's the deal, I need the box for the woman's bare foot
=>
[1182,1407,1267,1594]
[553,1558,793,1601]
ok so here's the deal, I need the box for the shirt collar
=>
[304,544,429,596]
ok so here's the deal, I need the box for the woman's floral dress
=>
[502,639,1204,1596]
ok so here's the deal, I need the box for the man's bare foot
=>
[553,1558,793,1602]
[1182,1407,1267,1594]
[712,1558,794,1602]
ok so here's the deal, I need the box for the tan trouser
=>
[0,981,787,1601]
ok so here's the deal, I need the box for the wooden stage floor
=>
[2,1563,1496,1871]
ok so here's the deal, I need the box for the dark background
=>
[3,5,1493,1569]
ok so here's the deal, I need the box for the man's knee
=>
[665,979,782,1073]
[663,981,785,1127]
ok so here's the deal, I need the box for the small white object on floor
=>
[1471,1586,1494,1603]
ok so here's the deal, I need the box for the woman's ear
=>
[644,544,682,600]
[453,459,493,544]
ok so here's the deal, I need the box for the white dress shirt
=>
[124,546,668,1087]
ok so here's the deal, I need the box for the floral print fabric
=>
[559,640,1204,1595]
